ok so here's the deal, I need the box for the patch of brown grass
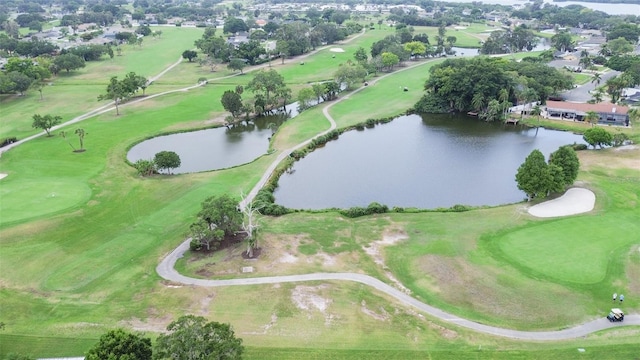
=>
[626,244,640,296]
[414,255,591,326]
[578,146,640,171]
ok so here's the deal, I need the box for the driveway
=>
[561,70,621,102]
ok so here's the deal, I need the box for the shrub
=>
[571,143,588,151]
[133,159,156,176]
[189,238,202,251]
[450,204,470,212]
[612,132,629,147]
[340,202,390,218]
[0,137,18,147]
[367,202,388,214]
[340,206,369,218]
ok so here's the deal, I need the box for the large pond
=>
[274,114,587,210]
[127,116,284,174]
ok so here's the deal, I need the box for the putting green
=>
[0,179,91,225]
[497,213,638,284]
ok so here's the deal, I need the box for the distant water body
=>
[442,0,640,15]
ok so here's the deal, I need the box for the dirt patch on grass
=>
[360,300,390,322]
[428,321,458,340]
[292,285,332,313]
[279,253,298,263]
[244,313,279,335]
[122,315,173,333]
[364,230,411,294]
[291,284,337,326]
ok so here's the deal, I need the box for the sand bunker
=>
[454,26,467,30]
[528,188,595,218]
[329,47,345,53]
[0,173,7,180]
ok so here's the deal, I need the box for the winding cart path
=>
[157,238,640,340]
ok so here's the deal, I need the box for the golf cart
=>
[607,308,624,322]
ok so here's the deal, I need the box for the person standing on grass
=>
[613,293,617,301]
[619,294,624,302]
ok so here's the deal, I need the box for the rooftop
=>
[546,101,629,115]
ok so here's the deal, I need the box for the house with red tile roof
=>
[545,101,630,126]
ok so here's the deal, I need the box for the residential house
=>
[545,101,630,126]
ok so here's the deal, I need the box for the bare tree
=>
[239,193,262,258]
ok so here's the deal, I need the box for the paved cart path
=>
[157,239,640,341]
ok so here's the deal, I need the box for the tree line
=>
[414,56,574,118]
[190,19,362,69]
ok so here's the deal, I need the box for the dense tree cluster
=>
[80,317,243,360]
[86,329,152,360]
[516,147,579,201]
[155,315,243,360]
[480,25,538,54]
[415,57,573,115]
[193,18,361,67]
[0,34,58,57]
[189,194,242,252]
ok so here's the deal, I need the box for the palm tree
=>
[585,110,599,127]
[471,93,485,112]
[498,88,510,120]
[605,75,626,104]
[591,86,605,103]
[578,55,592,69]
[74,128,86,151]
[591,72,601,86]
[628,108,640,126]
[580,49,590,58]
[598,43,611,57]
[531,104,542,125]
[522,88,538,120]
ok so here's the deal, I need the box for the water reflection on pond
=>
[127,116,284,174]
[274,114,586,210]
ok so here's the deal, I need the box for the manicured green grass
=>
[412,25,484,48]
[328,59,444,127]
[573,72,593,85]
[496,212,639,284]
[0,27,204,140]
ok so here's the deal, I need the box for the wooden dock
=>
[505,118,519,125]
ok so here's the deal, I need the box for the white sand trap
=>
[454,26,467,30]
[528,188,595,218]
[329,47,345,53]
[0,173,7,180]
